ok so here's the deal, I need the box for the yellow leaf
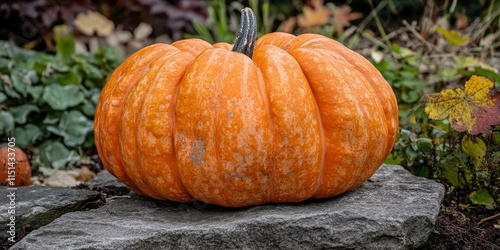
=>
[424,75,495,133]
[433,137,441,146]
[409,115,417,124]
[435,26,469,46]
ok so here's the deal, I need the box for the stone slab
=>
[10,165,444,250]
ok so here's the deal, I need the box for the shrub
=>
[387,75,500,209]
[0,33,122,175]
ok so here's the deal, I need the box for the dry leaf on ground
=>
[74,11,114,36]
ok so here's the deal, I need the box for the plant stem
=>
[232,8,257,58]
[477,212,500,225]
[367,0,393,52]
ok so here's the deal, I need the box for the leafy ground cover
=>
[1,0,499,248]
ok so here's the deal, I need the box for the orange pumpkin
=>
[0,146,32,187]
[94,8,398,207]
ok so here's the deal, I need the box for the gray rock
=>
[11,165,444,250]
[1,186,99,245]
[87,170,129,190]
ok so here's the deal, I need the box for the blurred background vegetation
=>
[0,0,499,233]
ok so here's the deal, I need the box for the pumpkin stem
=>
[232,8,257,58]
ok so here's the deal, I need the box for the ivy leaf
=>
[81,89,101,116]
[0,92,6,103]
[42,84,85,110]
[14,124,43,147]
[0,110,14,135]
[38,141,81,175]
[435,26,469,46]
[51,67,82,86]
[43,112,61,125]
[424,75,500,134]
[1,74,20,99]
[10,70,33,98]
[46,110,94,147]
[10,104,40,124]
[27,85,44,100]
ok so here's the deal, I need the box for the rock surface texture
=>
[10,165,444,250]
[0,186,99,243]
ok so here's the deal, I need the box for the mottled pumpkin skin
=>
[0,147,32,187]
[94,32,398,207]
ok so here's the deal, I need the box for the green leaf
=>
[46,110,94,147]
[33,61,47,75]
[431,128,446,138]
[10,70,30,97]
[442,150,470,188]
[77,61,103,80]
[0,40,38,62]
[461,135,486,168]
[443,161,459,187]
[43,112,61,125]
[50,62,70,73]
[412,165,430,178]
[56,34,75,63]
[401,90,421,104]
[14,124,43,147]
[1,75,20,99]
[27,85,44,100]
[38,140,80,175]
[469,189,495,209]
[401,65,420,74]
[0,57,11,71]
[42,84,85,110]
[10,70,38,98]
[0,91,6,103]
[382,71,397,83]
[404,146,420,166]
[48,67,82,86]
[81,89,100,116]
[391,43,401,53]
[384,153,402,165]
[10,104,40,124]
[94,47,123,72]
[90,90,100,103]
[81,100,97,116]
[0,110,15,135]
[493,130,500,145]
[400,71,417,81]
[417,137,433,152]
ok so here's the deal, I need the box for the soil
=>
[419,192,500,250]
